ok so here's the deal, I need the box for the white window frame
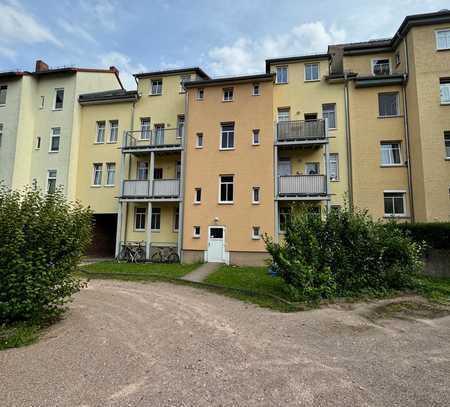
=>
[49,127,61,152]
[196,88,204,100]
[252,129,260,145]
[277,108,290,122]
[435,28,450,51]
[92,163,103,186]
[275,66,288,84]
[380,142,402,166]
[383,191,407,217]
[252,186,260,204]
[150,79,162,95]
[46,170,57,194]
[137,160,149,180]
[219,175,234,204]
[220,123,235,150]
[0,85,7,106]
[196,132,204,148]
[140,117,151,140]
[252,226,261,240]
[134,207,146,231]
[0,123,3,147]
[105,162,116,186]
[223,88,234,102]
[193,226,201,238]
[322,103,336,129]
[304,63,320,82]
[173,207,180,232]
[378,92,400,117]
[39,96,45,109]
[328,153,339,181]
[371,58,391,76]
[108,120,118,143]
[252,83,260,96]
[151,207,161,231]
[440,82,450,105]
[96,121,106,143]
[53,88,64,110]
[35,136,41,150]
[194,187,202,204]
[444,132,450,159]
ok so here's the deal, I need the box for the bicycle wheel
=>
[135,247,146,263]
[151,250,162,263]
[125,248,134,263]
[167,252,180,263]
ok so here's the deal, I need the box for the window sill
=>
[440,102,450,106]
[330,179,340,182]
[94,142,105,145]
[252,143,260,146]
[252,94,260,97]
[252,237,261,240]
[52,108,63,112]
[252,202,260,205]
[222,100,233,103]
[304,79,320,83]
[48,150,60,154]
[0,104,5,107]
[151,229,160,233]
[445,158,450,161]
[193,235,200,239]
[104,185,115,188]
[377,115,403,119]
[383,214,410,219]
[437,48,450,52]
[328,128,337,131]
[196,98,204,101]
[380,164,405,168]
[218,201,234,205]
[134,229,145,233]
[219,147,235,151]
[195,146,204,149]
[149,93,162,97]
[90,185,102,188]
[106,141,117,144]
[275,82,288,85]
[194,201,201,205]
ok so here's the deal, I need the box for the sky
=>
[0,0,449,89]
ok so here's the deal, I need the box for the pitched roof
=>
[134,67,210,79]
[183,73,274,88]
[78,89,138,104]
[265,53,329,72]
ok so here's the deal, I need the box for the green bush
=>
[397,222,450,250]
[265,205,424,302]
[0,186,92,323]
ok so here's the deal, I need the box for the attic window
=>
[372,59,390,76]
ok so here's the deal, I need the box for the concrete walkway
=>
[181,262,220,283]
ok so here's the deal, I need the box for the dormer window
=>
[372,59,390,76]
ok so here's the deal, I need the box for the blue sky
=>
[0,0,449,88]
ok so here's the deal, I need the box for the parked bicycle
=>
[118,241,146,263]
[151,246,179,263]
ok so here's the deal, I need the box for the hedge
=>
[398,222,450,250]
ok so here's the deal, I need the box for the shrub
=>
[264,205,424,302]
[397,222,450,250]
[0,185,92,323]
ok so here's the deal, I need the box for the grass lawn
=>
[0,322,42,351]
[414,275,450,305]
[79,261,199,281]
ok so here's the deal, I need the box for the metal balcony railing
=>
[122,179,180,198]
[276,119,326,143]
[373,63,390,76]
[122,128,183,149]
[278,175,327,196]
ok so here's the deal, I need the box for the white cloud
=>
[0,0,62,47]
[99,51,147,90]
[208,21,346,76]
[80,0,119,31]
[0,45,16,60]
[58,19,97,44]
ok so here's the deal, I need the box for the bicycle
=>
[150,246,179,263]
[118,241,146,263]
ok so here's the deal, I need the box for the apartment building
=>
[1,10,449,264]
[0,60,123,201]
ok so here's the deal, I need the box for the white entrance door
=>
[278,158,291,176]
[208,227,225,262]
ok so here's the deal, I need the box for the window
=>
[372,59,390,76]
[220,123,235,149]
[40,96,45,109]
[180,74,190,92]
[440,79,450,104]
[252,186,260,203]
[252,226,261,239]
[194,188,202,203]
[196,132,204,148]
[277,108,290,122]
[304,113,318,121]
[444,132,450,158]
[279,207,291,232]
[177,115,184,139]
[252,129,260,145]
[329,153,339,181]
[252,83,260,96]
[96,121,105,143]
[173,207,180,232]
[436,29,450,50]
[219,175,234,203]
[276,66,288,84]
[305,162,320,175]
[193,226,201,238]
[395,52,401,66]
[0,85,7,105]
[54,88,64,110]
[137,161,149,180]
[109,120,118,143]
[223,88,233,101]
[140,118,151,140]
[0,123,3,147]
[384,192,406,216]
[50,127,61,152]
[305,63,319,81]
[134,207,146,231]
[197,88,204,100]
[154,168,163,179]
[35,136,41,149]
[154,124,165,145]
[106,163,116,185]
[151,207,161,231]
[176,161,181,179]
[381,142,402,165]
[151,79,162,95]
[322,103,336,129]
[378,92,399,117]
[92,163,102,186]
[47,170,57,194]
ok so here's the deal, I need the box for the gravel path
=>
[1,280,449,407]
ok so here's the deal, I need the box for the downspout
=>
[343,72,354,209]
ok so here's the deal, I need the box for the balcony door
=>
[278,158,291,176]
[154,124,165,145]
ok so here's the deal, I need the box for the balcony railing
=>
[276,119,326,143]
[373,63,390,76]
[278,175,327,196]
[122,179,180,199]
[122,128,183,149]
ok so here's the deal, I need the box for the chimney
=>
[35,60,49,72]
[328,46,344,76]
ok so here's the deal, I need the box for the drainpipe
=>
[324,118,331,212]
[274,129,279,242]
[343,73,354,209]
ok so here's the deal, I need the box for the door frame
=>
[206,225,227,263]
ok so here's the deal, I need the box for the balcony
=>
[121,179,180,200]
[373,63,390,76]
[276,119,327,145]
[278,175,327,198]
[122,128,183,152]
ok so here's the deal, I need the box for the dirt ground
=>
[1,280,449,407]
